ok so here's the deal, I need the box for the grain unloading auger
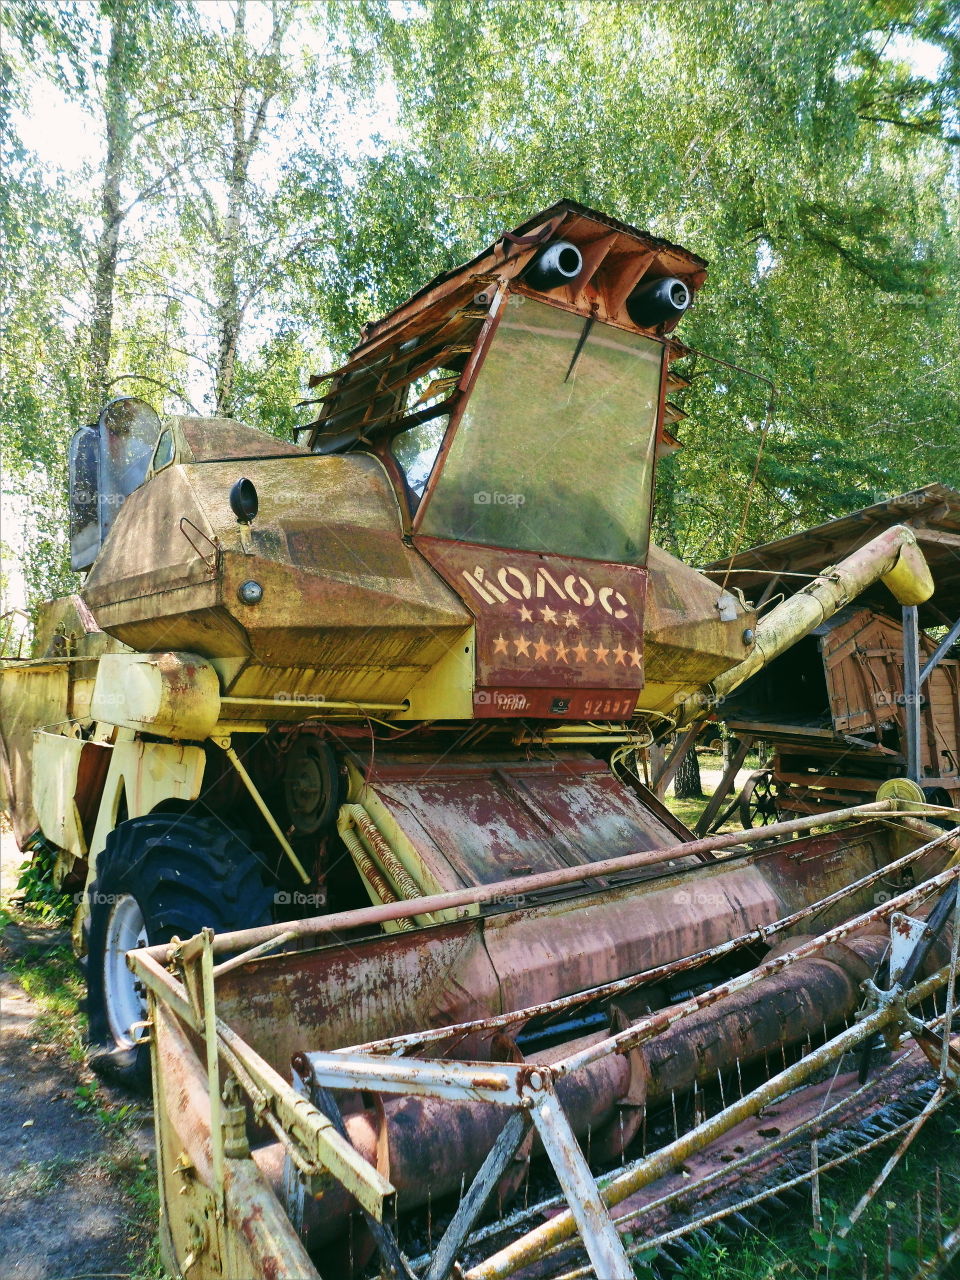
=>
[0,200,957,1277]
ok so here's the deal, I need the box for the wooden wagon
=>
[692,485,960,829]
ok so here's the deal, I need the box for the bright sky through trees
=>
[2,0,959,616]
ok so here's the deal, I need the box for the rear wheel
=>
[85,813,275,1091]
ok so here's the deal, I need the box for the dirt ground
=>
[0,828,156,1280]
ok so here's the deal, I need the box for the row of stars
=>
[517,605,580,627]
[492,633,642,666]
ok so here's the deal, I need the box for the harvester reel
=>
[738,768,782,829]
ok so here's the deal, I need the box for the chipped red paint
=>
[416,537,646,714]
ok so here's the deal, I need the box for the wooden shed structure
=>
[695,485,960,827]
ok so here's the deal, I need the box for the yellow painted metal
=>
[881,539,935,606]
[0,663,71,845]
[132,944,395,1221]
[675,525,934,727]
[199,929,226,1215]
[31,731,88,862]
[395,624,476,720]
[220,695,408,713]
[81,452,471,711]
[215,737,310,884]
[149,993,323,1280]
[337,809,417,933]
[91,650,221,739]
[877,777,926,805]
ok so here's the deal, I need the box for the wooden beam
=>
[912,526,960,550]
[652,723,702,798]
[694,736,754,837]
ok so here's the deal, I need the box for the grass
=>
[664,747,765,834]
[646,1105,960,1277]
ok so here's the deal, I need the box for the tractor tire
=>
[85,813,275,1092]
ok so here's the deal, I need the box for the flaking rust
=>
[1,199,957,1278]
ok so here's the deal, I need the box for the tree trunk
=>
[212,1,247,416]
[88,5,133,418]
[674,743,704,799]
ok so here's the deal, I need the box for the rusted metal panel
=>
[152,1000,323,1280]
[364,754,683,891]
[81,451,472,705]
[415,539,646,713]
[335,200,707,378]
[211,819,907,1076]
[176,415,308,462]
[215,918,500,1068]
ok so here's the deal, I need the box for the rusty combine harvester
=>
[690,487,960,830]
[3,201,960,1278]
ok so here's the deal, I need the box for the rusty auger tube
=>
[675,523,934,726]
[555,843,960,1078]
[285,933,889,1240]
[142,798,909,962]
[466,960,953,1280]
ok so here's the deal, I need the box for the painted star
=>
[514,633,532,657]
[493,634,509,655]
[593,643,610,664]
[563,610,579,628]
[519,605,533,622]
[629,647,642,667]
[573,641,589,663]
[613,643,627,665]
[553,639,569,663]
[533,635,551,661]
[541,606,558,624]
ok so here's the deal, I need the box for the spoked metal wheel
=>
[738,769,782,829]
[103,893,149,1049]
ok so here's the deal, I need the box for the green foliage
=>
[14,840,74,921]
[2,0,960,591]
[315,0,960,561]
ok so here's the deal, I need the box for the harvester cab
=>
[298,199,756,727]
[4,204,958,1280]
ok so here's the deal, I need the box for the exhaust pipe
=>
[523,239,583,291]
[627,275,691,327]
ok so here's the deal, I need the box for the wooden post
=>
[694,736,754,836]
[652,723,702,798]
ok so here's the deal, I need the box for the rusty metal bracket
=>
[295,1049,634,1279]
[179,516,220,571]
[292,1056,415,1280]
[214,737,310,885]
[130,945,397,1222]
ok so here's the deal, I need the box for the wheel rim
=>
[752,775,776,824]
[741,771,780,827]
[103,893,149,1048]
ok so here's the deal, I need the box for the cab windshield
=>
[414,295,664,564]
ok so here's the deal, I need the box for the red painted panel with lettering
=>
[417,537,646,718]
